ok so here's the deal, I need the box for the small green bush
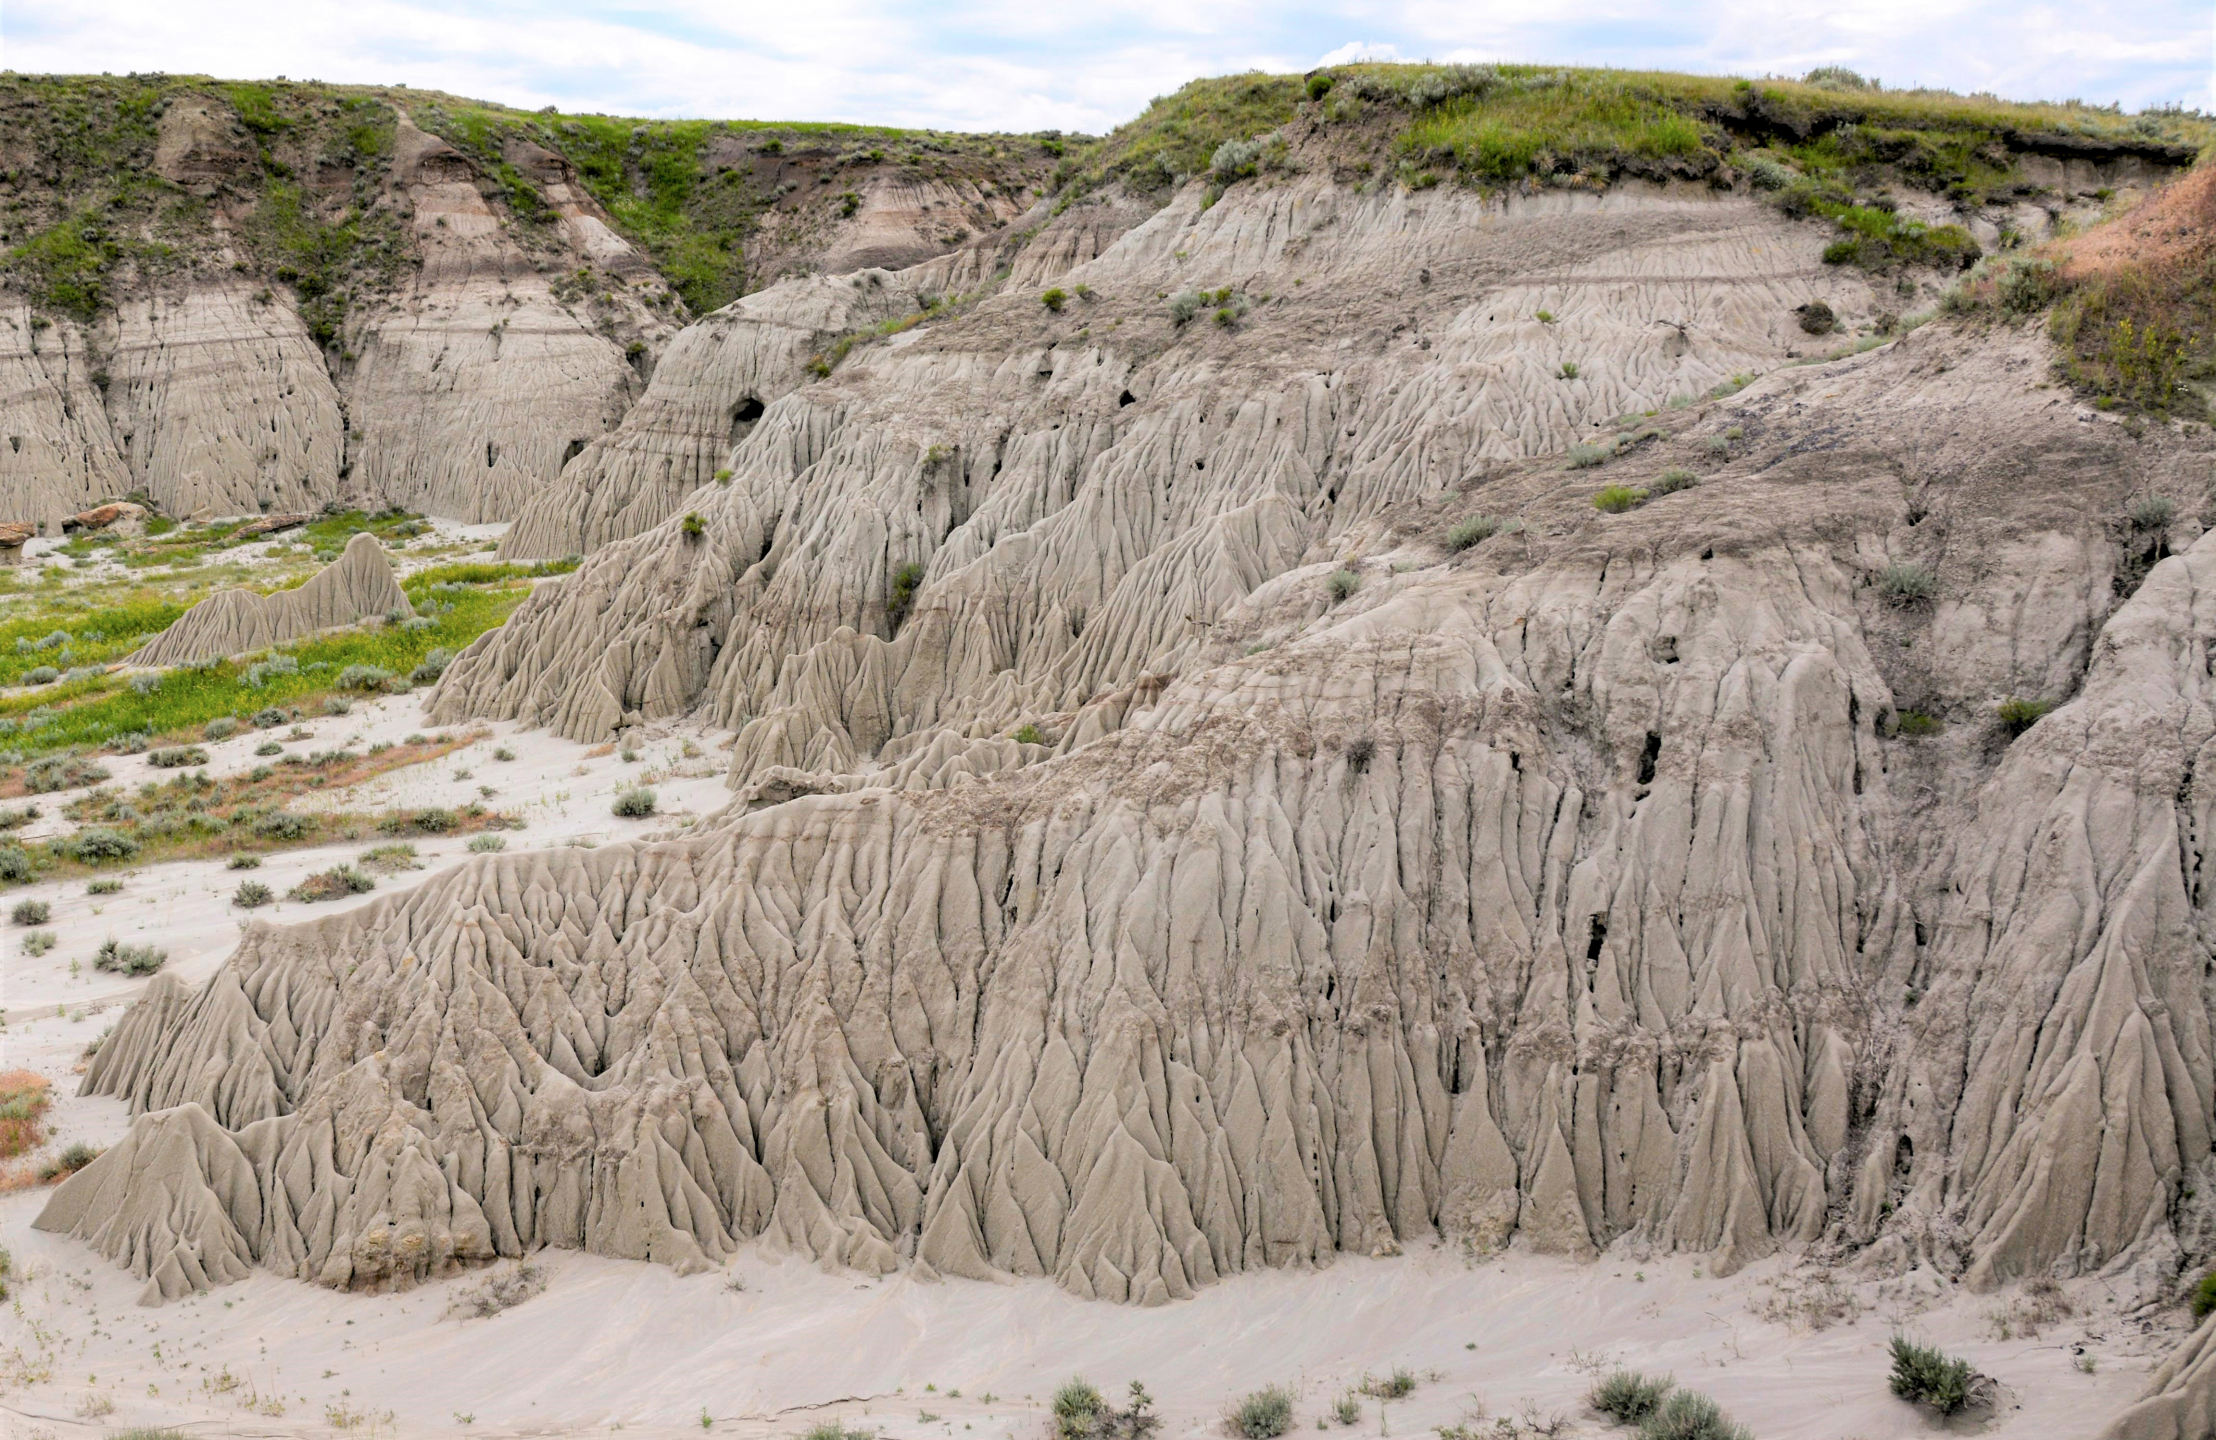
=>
[60,827,138,862]
[243,654,299,687]
[336,664,393,691]
[255,739,283,756]
[255,811,310,840]
[613,788,658,818]
[1054,1380,1105,1440]
[1566,442,1611,469]
[1594,485,1646,514]
[203,716,241,741]
[800,1425,876,1440]
[38,1139,98,1180]
[1226,1386,1293,1440]
[93,938,167,975]
[1444,516,1494,551]
[887,561,927,629]
[1887,1334,1978,1416]
[1329,1394,1359,1427]
[1647,468,1698,497]
[1896,710,1942,737]
[20,666,58,686]
[1636,1389,1751,1440]
[0,846,30,883]
[1591,1371,1673,1425]
[148,745,210,768]
[493,746,516,761]
[1041,288,1068,312]
[1326,569,1359,602]
[20,930,53,956]
[1877,561,1936,605]
[1168,291,1203,325]
[1997,697,2054,735]
[411,647,454,685]
[2131,496,2177,531]
[359,843,421,872]
[10,899,48,926]
[233,881,273,908]
[227,853,262,869]
[2192,1269,2216,1318]
[1366,1370,1415,1400]
[682,513,706,539]
[413,807,456,833]
[26,756,108,792]
[251,706,288,728]
[1013,724,1045,746]
[1559,361,1580,379]
[86,877,122,895]
[468,834,507,853]
[288,865,376,902]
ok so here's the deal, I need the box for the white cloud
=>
[1317,41,1403,66]
[0,0,2205,131]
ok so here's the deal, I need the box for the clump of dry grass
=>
[447,1261,549,1319]
[0,1071,50,1158]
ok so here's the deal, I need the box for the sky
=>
[3,0,2208,134]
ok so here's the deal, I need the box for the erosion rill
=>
[24,62,2216,1438]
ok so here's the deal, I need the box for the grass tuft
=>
[1591,1371,1673,1425]
[1887,1334,1981,1416]
[1224,1387,1293,1440]
[92,938,166,975]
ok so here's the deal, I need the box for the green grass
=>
[1320,63,2201,269]
[2049,253,2215,417]
[414,100,1047,316]
[1397,73,1705,181]
[5,211,124,321]
[1053,72,1304,201]
[0,547,541,760]
[0,74,1047,328]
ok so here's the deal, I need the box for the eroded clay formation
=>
[40,152,2216,1440]
[126,532,411,666]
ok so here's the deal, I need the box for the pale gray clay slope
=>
[125,532,411,665]
[0,302,126,528]
[0,101,668,532]
[44,161,2216,1440]
[339,118,653,523]
[501,258,993,561]
[104,284,348,518]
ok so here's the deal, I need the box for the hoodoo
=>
[126,532,412,666]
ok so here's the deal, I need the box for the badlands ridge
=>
[10,63,2216,1440]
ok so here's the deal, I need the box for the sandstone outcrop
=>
[125,532,411,665]
[63,501,147,533]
